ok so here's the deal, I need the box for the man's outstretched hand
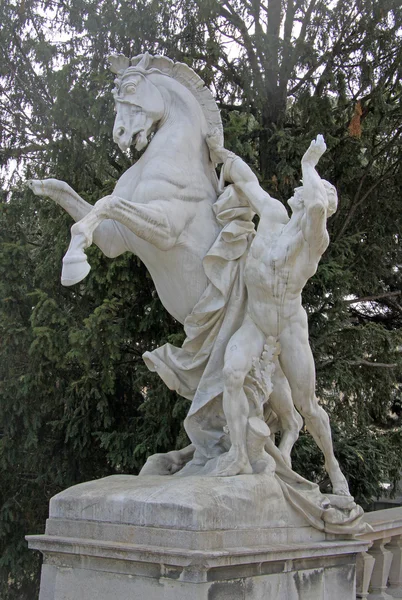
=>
[302,134,327,167]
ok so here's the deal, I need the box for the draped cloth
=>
[143,183,254,457]
[143,182,369,536]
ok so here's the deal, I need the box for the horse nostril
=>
[116,126,125,137]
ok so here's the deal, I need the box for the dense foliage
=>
[1,0,401,597]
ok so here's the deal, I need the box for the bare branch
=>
[348,359,398,369]
[288,49,332,96]
[217,2,263,89]
[0,144,48,159]
[345,291,401,305]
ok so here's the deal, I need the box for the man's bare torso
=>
[244,210,327,337]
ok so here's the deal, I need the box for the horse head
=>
[109,52,224,156]
[110,53,165,152]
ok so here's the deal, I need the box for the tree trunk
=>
[259,88,287,184]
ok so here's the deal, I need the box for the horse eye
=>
[125,84,136,94]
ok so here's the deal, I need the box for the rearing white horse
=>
[28,53,222,324]
[28,53,303,474]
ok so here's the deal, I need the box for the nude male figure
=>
[208,134,350,496]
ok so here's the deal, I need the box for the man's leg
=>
[269,363,303,468]
[217,315,266,476]
[279,324,350,495]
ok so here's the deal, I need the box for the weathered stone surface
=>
[26,52,370,600]
[30,542,365,600]
[47,473,307,537]
[27,474,369,600]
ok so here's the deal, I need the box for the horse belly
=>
[146,247,209,323]
[111,164,219,323]
[144,207,220,323]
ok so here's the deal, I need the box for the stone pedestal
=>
[27,474,368,600]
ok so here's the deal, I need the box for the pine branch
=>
[5,35,53,107]
[345,291,401,305]
[349,359,398,369]
[335,157,400,241]
[217,102,250,112]
[288,4,359,97]
[215,54,258,110]
[0,144,48,159]
[319,358,399,369]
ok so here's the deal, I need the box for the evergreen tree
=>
[0,1,401,597]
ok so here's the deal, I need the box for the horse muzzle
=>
[113,125,132,151]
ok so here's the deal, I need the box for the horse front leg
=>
[61,196,113,286]
[62,194,179,286]
[28,179,129,262]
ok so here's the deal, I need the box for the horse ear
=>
[109,54,130,75]
[132,52,151,70]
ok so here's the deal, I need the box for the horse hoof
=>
[61,254,91,286]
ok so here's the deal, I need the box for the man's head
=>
[288,181,338,218]
[287,187,304,214]
[322,180,338,217]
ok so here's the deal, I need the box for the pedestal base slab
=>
[27,474,369,600]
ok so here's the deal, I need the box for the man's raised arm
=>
[206,131,288,222]
[301,135,328,208]
[300,135,331,251]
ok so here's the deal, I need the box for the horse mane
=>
[109,52,224,147]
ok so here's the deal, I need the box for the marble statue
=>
[28,52,222,324]
[206,133,349,496]
[27,52,364,535]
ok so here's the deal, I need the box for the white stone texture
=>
[26,62,368,599]
[27,56,351,498]
[357,508,402,598]
[27,475,368,600]
[357,551,376,599]
[367,537,394,599]
[34,558,360,600]
[44,474,321,540]
[388,535,402,598]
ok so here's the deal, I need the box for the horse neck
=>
[146,78,211,171]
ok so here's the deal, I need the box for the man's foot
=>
[214,450,253,477]
[329,470,350,496]
[325,494,356,511]
[139,448,194,476]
